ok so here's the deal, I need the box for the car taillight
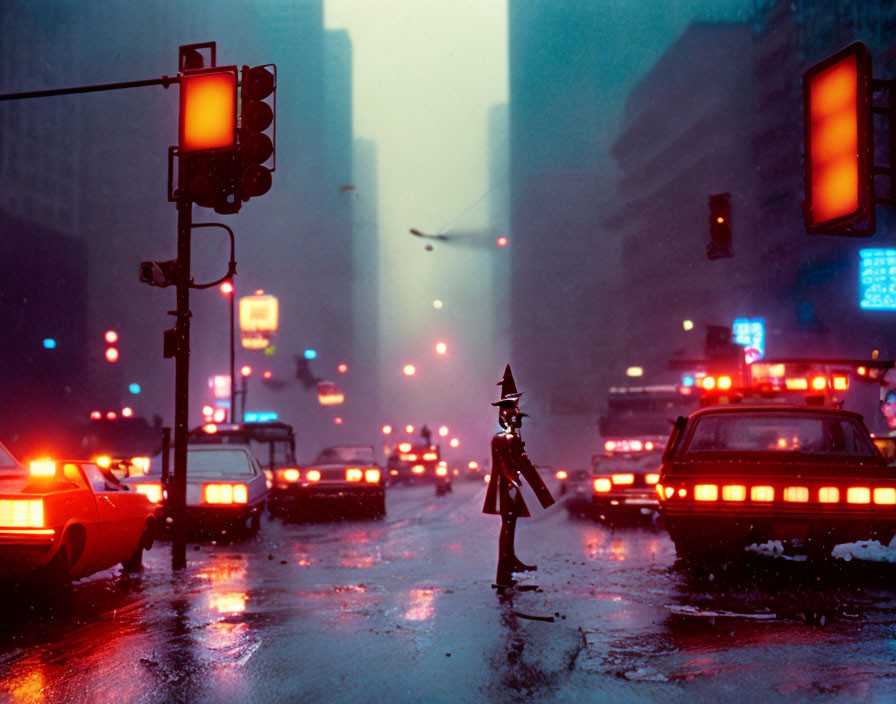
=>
[0,499,45,528]
[783,486,809,502]
[389,469,399,476]
[721,485,746,501]
[751,486,774,501]
[818,487,839,503]
[204,483,248,504]
[874,487,896,504]
[283,468,300,482]
[135,483,164,504]
[306,470,321,482]
[423,452,438,460]
[412,465,425,475]
[694,484,718,501]
[593,478,611,493]
[645,473,660,485]
[365,468,381,483]
[131,456,151,475]
[435,466,448,477]
[611,474,634,485]
[29,459,56,478]
[346,468,363,482]
[556,470,568,480]
[847,487,871,504]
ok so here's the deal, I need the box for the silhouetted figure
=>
[483,365,554,588]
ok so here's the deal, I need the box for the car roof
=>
[688,404,864,422]
[188,443,252,452]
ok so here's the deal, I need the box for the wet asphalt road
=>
[2,480,896,703]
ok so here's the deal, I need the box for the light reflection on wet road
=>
[0,481,895,702]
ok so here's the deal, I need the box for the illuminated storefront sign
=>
[860,249,896,310]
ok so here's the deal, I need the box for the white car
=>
[124,444,268,535]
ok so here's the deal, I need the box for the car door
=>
[82,464,144,568]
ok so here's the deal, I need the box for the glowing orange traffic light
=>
[803,42,874,235]
[179,68,238,153]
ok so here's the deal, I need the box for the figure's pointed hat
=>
[492,364,524,406]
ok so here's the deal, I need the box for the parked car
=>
[0,454,158,584]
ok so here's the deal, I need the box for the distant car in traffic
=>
[125,444,268,536]
[0,454,158,584]
[591,443,664,523]
[556,468,593,518]
[658,405,896,561]
[269,445,385,519]
[386,441,452,495]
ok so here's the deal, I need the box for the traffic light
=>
[177,66,242,214]
[706,193,732,260]
[140,260,179,287]
[803,42,874,236]
[238,65,276,200]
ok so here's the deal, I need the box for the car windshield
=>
[314,446,375,464]
[0,443,20,470]
[593,454,660,474]
[187,449,254,477]
[683,413,879,458]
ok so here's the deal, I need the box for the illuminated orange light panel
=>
[179,69,237,153]
[807,53,859,225]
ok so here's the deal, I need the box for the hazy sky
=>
[322,0,753,447]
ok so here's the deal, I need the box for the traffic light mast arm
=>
[0,75,178,102]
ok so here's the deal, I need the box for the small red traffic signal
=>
[707,193,732,260]
[803,42,874,236]
[178,68,238,153]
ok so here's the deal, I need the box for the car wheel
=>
[372,495,386,519]
[122,544,143,572]
[249,510,262,534]
[45,545,70,584]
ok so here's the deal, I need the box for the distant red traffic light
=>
[803,42,874,235]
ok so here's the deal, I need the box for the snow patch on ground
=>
[747,535,896,563]
[745,541,807,561]
[831,535,896,563]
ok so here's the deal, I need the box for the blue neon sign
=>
[860,249,896,310]
[244,412,278,423]
[732,318,765,360]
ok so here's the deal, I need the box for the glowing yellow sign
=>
[239,295,279,334]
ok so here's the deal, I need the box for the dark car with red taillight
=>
[657,405,896,561]
[269,445,385,519]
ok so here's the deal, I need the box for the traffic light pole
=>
[171,195,192,570]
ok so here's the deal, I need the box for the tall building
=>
[0,2,359,451]
[603,2,896,434]
[604,22,754,379]
[508,1,620,463]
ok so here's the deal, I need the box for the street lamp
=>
[220,279,236,413]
